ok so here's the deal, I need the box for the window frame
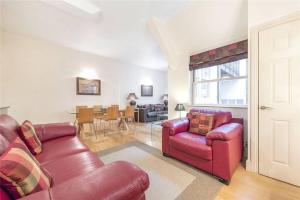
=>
[191,60,248,108]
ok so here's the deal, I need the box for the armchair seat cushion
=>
[35,136,88,164]
[42,151,104,185]
[170,132,212,160]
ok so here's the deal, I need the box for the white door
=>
[259,18,300,186]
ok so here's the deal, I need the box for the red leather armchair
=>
[162,109,243,184]
[0,115,149,200]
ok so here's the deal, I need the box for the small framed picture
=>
[76,77,101,95]
[141,85,153,96]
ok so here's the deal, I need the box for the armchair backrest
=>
[188,109,232,129]
[0,115,21,156]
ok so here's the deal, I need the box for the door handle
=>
[259,106,273,110]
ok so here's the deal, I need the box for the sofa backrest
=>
[0,115,21,156]
[188,109,232,129]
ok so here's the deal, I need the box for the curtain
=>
[189,40,248,71]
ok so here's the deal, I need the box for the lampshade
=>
[127,93,138,100]
[175,104,185,111]
[161,94,168,101]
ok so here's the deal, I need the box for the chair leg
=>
[78,124,82,137]
[133,117,137,134]
[92,123,97,139]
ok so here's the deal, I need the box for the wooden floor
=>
[80,122,300,200]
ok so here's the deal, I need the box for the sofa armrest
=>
[162,118,189,136]
[34,122,76,142]
[50,161,149,200]
[206,123,242,146]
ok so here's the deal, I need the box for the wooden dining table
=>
[67,108,138,131]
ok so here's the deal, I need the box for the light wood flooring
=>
[79,122,300,200]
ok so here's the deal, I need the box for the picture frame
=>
[141,85,153,96]
[76,77,101,95]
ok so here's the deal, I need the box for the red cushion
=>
[42,151,104,185]
[0,137,51,199]
[35,136,88,164]
[188,109,232,128]
[187,113,214,135]
[20,120,42,155]
[170,132,212,160]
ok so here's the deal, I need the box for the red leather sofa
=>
[0,115,149,200]
[162,109,243,184]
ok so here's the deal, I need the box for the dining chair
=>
[93,105,103,131]
[77,108,97,138]
[76,105,87,121]
[102,106,119,135]
[121,106,136,131]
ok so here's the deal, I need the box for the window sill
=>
[189,104,248,109]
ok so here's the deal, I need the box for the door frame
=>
[247,11,300,172]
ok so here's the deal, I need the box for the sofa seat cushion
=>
[169,132,212,160]
[42,151,104,185]
[147,112,157,118]
[35,136,88,164]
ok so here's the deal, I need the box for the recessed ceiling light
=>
[62,0,101,15]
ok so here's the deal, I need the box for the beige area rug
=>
[97,141,222,200]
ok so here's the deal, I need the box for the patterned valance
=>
[189,40,248,71]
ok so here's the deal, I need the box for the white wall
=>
[248,0,300,27]
[0,29,3,107]
[2,31,167,123]
[0,2,3,106]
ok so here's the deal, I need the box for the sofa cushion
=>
[170,132,212,160]
[20,120,42,155]
[35,136,88,164]
[0,137,51,199]
[0,115,21,156]
[42,151,104,185]
[188,113,214,135]
[147,112,157,118]
[189,109,232,129]
[154,104,163,111]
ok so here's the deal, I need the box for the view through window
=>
[192,59,247,106]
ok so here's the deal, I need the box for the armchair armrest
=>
[206,123,242,146]
[51,161,149,200]
[34,122,76,142]
[162,118,189,136]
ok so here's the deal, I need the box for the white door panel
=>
[259,19,300,186]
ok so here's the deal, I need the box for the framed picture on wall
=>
[76,77,101,95]
[141,85,153,96]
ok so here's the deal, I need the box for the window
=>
[192,59,247,106]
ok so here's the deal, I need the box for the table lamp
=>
[175,103,185,118]
[161,94,168,106]
[127,93,138,106]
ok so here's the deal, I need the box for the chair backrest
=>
[77,108,94,124]
[106,106,119,120]
[188,109,232,129]
[125,106,135,118]
[76,106,88,119]
[93,105,102,111]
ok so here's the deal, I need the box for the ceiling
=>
[1,0,190,71]
[166,0,248,55]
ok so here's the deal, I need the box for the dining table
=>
[67,108,139,131]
